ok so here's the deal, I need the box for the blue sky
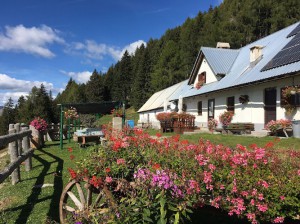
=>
[0,0,221,106]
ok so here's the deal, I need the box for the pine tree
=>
[85,69,104,102]
[0,98,16,135]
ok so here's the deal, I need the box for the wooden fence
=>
[0,123,33,185]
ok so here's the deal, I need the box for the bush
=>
[67,128,300,224]
[219,111,234,126]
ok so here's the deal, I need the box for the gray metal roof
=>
[138,81,185,113]
[201,47,239,75]
[182,21,300,98]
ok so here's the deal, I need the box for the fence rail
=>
[0,124,33,185]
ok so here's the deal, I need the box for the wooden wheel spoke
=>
[86,187,92,206]
[63,204,76,212]
[92,191,105,208]
[67,191,84,211]
[76,182,86,206]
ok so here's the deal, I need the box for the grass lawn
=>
[145,129,300,151]
[0,131,299,223]
[0,140,91,224]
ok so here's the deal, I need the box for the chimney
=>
[216,42,230,49]
[250,45,263,63]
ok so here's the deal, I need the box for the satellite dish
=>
[170,102,176,110]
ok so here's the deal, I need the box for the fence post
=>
[22,127,32,171]
[8,128,20,185]
[8,124,14,154]
[15,123,22,156]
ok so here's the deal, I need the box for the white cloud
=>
[0,24,64,58]
[0,73,53,91]
[60,70,92,83]
[0,92,28,105]
[67,39,146,61]
[119,40,147,59]
[0,73,55,105]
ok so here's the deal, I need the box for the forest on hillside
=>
[0,0,299,134]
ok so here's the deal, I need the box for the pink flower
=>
[208,163,216,172]
[297,170,300,176]
[261,180,269,189]
[256,203,268,212]
[241,191,249,197]
[220,184,225,190]
[273,217,284,223]
[279,195,285,201]
[203,171,212,184]
[105,176,113,183]
[258,193,264,201]
[117,158,125,165]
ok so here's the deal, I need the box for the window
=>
[227,96,235,113]
[197,101,202,115]
[208,99,215,118]
[198,72,206,84]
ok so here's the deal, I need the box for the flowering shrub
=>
[195,81,203,90]
[156,112,195,121]
[265,119,292,133]
[111,108,123,117]
[67,127,300,224]
[208,118,218,132]
[156,112,175,121]
[219,111,234,126]
[64,107,79,119]
[30,117,48,132]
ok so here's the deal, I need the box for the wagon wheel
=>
[59,179,116,223]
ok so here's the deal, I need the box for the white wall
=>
[138,109,163,129]
[185,75,300,131]
[193,58,217,88]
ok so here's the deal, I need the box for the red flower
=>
[90,175,102,188]
[70,155,75,160]
[265,142,274,149]
[67,147,73,152]
[105,167,111,173]
[156,132,162,138]
[68,168,77,179]
[152,163,161,170]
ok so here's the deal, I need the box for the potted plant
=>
[239,95,249,104]
[208,118,218,132]
[281,86,299,115]
[219,111,234,128]
[30,117,48,148]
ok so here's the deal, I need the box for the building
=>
[138,21,300,132]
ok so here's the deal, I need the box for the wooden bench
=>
[215,123,254,135]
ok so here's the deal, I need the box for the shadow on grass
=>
[6,148,63,224]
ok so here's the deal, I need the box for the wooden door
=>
[264,88,277,125]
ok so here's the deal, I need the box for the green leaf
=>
[174,212,180,224]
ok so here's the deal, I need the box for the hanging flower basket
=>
[239,95,249,104]
[281,86,299,115]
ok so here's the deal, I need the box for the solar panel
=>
[261,32,300,71]
[287,23,300,38]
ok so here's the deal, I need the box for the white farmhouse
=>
[138,21,300,133]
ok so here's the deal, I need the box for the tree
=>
[0,98,16,135]
[85,69,104,102]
